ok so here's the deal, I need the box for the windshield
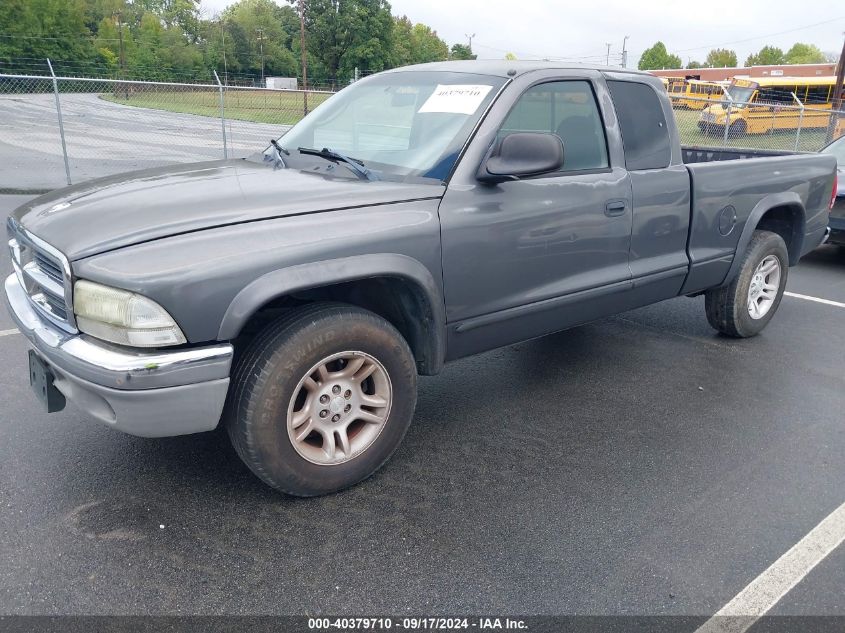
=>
[273,71,507,181]
[724,86,755,105]
[822,134,845,170]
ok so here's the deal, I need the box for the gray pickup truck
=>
[4,62,838,496]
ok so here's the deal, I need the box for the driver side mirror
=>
[477,132,565,183]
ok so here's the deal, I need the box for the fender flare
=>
[217,253,447,372]
[720,191,805,286]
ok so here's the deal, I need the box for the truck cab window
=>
[498,81,609,172]
[607,80,672,171]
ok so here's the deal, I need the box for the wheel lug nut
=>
[331,414,340,422]
[332,385,341,395]
[344,404,351,413]
[319,395,329,404]
[319,410,328,418]
[344,389,352,399]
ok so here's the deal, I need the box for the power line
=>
[0,33,120,42]
[670,16,845,54]
[473,41,609,61]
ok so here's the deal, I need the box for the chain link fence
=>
[669,94,844,154]
[1,71,842,193]
[0,70,334,192]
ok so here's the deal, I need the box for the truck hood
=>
[11,159,445,261]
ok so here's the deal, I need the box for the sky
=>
[198,0,845,69]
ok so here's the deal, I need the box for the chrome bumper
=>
[4,273,233,437]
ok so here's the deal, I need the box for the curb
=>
[0,188,52,195]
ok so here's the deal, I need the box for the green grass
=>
[673,108,829,152]
[100,88,331,126]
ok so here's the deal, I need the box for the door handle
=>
[605,201,627,217]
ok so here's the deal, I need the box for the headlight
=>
[73,280,187,347]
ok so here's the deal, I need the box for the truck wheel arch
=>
[721,192,806,286]
[217,254,446,375]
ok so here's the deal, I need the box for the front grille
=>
[33,251,63,284]
[42,292,69,320]
[7,217,76,332]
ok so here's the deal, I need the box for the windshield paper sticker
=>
[418,84,493,115]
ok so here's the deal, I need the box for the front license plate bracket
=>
[28,351,66,413]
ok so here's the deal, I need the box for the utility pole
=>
[114,11,127,98]
[114,12,125,75]
[828,32,845,142]
[621,35,629,69]
[605,43,612,66]
[465,32,476,53]
[256,28,265,86]
[299,0,308,115]
[220,19,228,85]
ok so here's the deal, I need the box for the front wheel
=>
[705,230,789,337]
[728,119,747,139]
[225,303,417,496]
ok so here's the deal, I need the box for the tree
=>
[410,23,448,64]
[638,42,681,70]
[389,15,414,66]
[224,0,298,78]
[449,43,476,60]
[705,48,737,68]
[391,17,448,66]
[784,42,826,64]
[686,60,703,69]
[744,45,784,67]
[298,0,394,85]
[504,52,517,60]
[0,0,96,65]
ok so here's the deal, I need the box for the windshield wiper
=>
[270,139,289,156]
[297,147,377,181]
[264,139,288,169]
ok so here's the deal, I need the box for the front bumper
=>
[4,273,233,437]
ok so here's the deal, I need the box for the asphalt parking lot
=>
[1,194,844,622]
[0,95,286,191]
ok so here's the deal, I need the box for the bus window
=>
[806,85,831,105]
[757,86,795,104]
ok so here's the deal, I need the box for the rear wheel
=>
[225,303,417,496]
[705,230,788,337]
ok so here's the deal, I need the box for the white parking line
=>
[0,328,19,338]
[695,500,845,633]
[784,292,845,309]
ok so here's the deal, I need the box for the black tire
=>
[705,230,789,338]
[729,119,747,138]
[224,302,417,496]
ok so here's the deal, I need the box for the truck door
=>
[605,78,691,300]
[439,75,633,359]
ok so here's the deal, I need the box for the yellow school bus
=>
[663,77,686,96]
[673,80,728,110]
[698,76,839,136]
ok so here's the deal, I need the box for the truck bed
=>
[680,149,835,295]
[682,145,805,164]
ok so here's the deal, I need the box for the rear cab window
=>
[607,80,672,171]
